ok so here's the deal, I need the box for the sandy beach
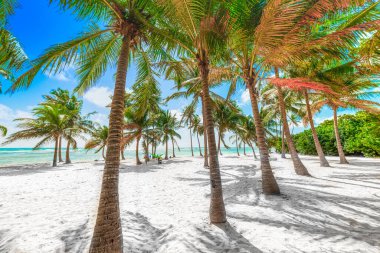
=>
[0,154,379,252]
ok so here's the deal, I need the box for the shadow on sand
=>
[59,219,90,253]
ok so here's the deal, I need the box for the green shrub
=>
[293,111,380,157]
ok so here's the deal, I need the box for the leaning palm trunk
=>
[281,122,286,158]
[121,145,126,160]
[89,36,130,253]
[250,143,258,159]
[333,107,349,164]
[58,136,63,162]
[201,97,209,167]
[235,135,240,156]
[136,135,142,165]
[101,147,106,160]
[304,91,330,167]
[53,136,59,167]
[243,142,246,156]
[217,132,223,156]
[189,128,194,156]
[165,138,169,160]
[198,54,226,223]
[172,138,176,158]
[196,132,203,156]
[247,80,280,194]
[65,138,71,164]
[276,86,310,176]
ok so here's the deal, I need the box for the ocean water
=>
[0,147,252,166]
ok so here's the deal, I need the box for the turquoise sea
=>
[0,147,250,166]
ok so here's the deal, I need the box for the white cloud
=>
[83,86,112,107]
[0,104,34,147]
[169,109,183,121]
[314,116,332,125]
[0,104,13,119]
[241,89,250,105]
[90,113,109,126]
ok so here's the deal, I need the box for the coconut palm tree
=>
[165,62,235,167]
[42,88,94,164]
[85,125,109,160]
[192,114,203,157]
[262,81,315,172]
[158,0,233,223]
[157,110,181,160]
[4,104,68,166]
[9,1,179,249]
[123,109,151,165]
[64,113,94,164]
[181,105,196,157]
[236,116,258,159]
[213,99,242,156]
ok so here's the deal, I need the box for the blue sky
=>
[0,1,367,148]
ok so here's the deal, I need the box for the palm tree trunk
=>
[172,138,176,157]
[304,90,330,167]
[333,107,349,164]
[201,97,209,167]
[236,135,240,156]
[198,54,226,223]
[53,136,58,167]
[165,138,168,160]
[136,135,142,165]
[251,143,258,159]
[58,136,63,163]
[243,142,246,156]
[89,35,130,253]
[276,85,310,176]
[121,145,126,160]
[190,128,194,156]
[196,132,203,156]
[102,147,105,160]
[65,138,71,164]
[217,131,222,156]
[145,139,150,161]
[247,81,280,194]
[281,122,286,158]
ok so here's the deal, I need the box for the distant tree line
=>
[270,112,380,158]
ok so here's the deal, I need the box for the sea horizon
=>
[0,147,256,166]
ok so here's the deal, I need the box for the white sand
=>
[0,154,379,252]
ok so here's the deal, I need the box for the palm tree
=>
[192,114,203,157]
[181,105,196,157]
[123,109,151,165]
[157,110,181,160]
[158,0,233,223]
[85,125,109,160]
[4,105,68,166]
[165,63,234,167]
[236,116,258,159]
[262,81,313,174]
[213,100,242,156]
[64,113,94,164]
[42,88,94,164]
[10,1,178,249]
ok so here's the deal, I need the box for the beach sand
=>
[0,154,379,252]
